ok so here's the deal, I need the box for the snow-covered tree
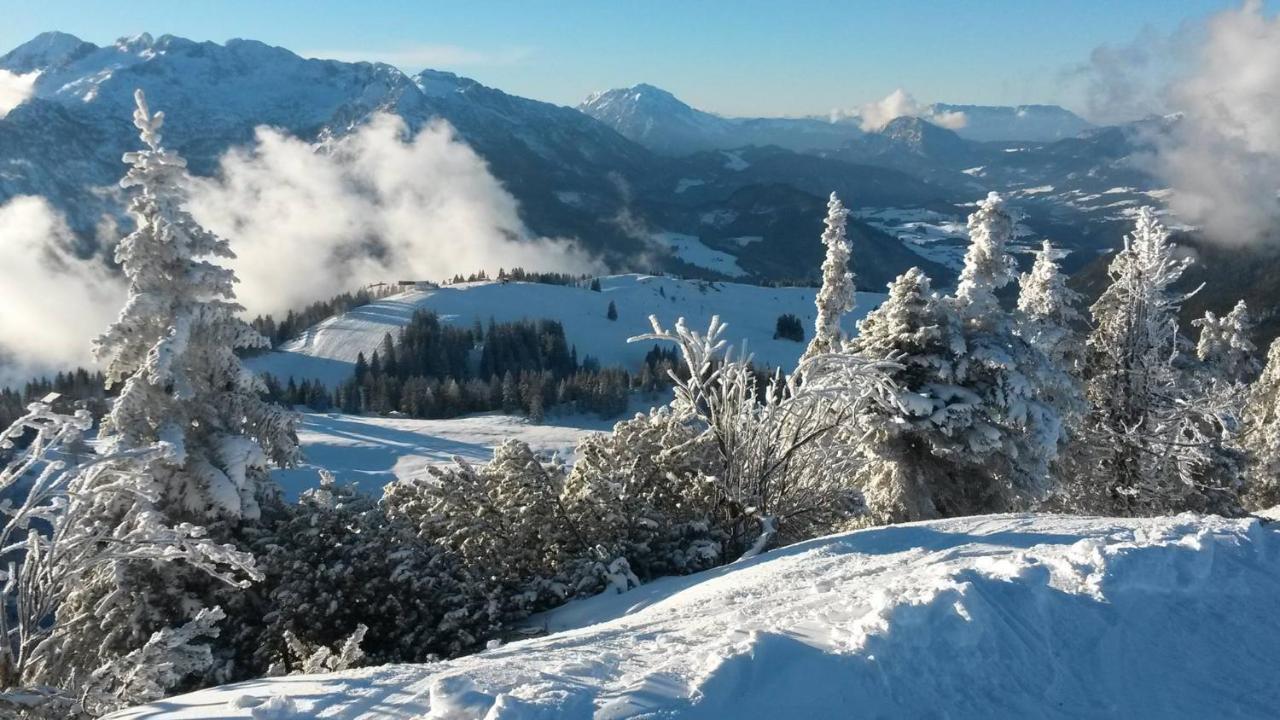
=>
[385,441,591,621]
[0,400,259,717]
[35,89,299,695]
[632,315,897,556]
[1016,240,1087,451]
[244,473,489,673]
[564,408,723,579]
[954,192,1017,320]
[1242,337,1280,509]
[1194,300,1259,385]
[847,196,1063,524]
[94,89,299,519]
[801,192,855,361]
[1077,208,1241,515]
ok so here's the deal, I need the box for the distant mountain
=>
[579,84,1093,156]
[928,103,1094,143]
[578,84,862,155]
[0,32,963,289]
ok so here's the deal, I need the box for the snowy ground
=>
[109,513,1280,719]
[856,207,1037,271]
[271,409,626,500]
[248,275,886,388]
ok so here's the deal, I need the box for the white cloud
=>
[844,89,967,132]
[0,69,38,117]
[1153,0,1280,244]
[188,113,602,319]
[302,45,533,71]
[0,196,125,386]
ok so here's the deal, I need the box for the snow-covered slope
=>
[247,274,887,387]
[271,408,639,501]
[109,513,1280,719]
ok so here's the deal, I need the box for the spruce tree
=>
[802,192,854,361]
[44,89,299,688]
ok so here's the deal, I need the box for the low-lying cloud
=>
[0,196,125,387]
[1155,0,1280,244]
[1067,1,1280,245]
[188,113,602,318]
[0,69,37,117]
[843,89,967,132]
[0,113,600,384]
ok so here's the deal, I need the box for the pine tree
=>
[606,300,618,321]
[1016,240,1087,451]
[802,192,854,361]
[1243,337,1280,509]
[848,195,1062,524]
[954,192,1016,320]
[1194,300,1259,385]
[31,90,299,702]
[1079,208,1239,515]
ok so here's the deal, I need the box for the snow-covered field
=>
[110,513,1280,719]
[856,207,1037,270]
[248,275,886,388]
[271,409,623,500]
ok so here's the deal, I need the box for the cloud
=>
[0,69,37,117]
[302,45,533,71]
[844,89,967,132]
[0,196,125,387]
[187,113,602,319]
[1153,0,1280,244]
[1059,25,1192,125]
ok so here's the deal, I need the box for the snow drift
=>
[109,513,1280,719]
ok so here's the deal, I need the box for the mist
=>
[0,196,125,387]
[188,113,603,319]
[0,69,36,117]
[1156,0,1280,245]
[1069,1,1280,245]
[0,113,602,385]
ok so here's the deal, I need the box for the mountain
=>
[928,103,1094,142]
[0,32,964,288]
[110,512,1280,718]
[579,84,1093,156]
[579,83,863,155]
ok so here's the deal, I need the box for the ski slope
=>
[109,513,1280,719]
[247,275,886,388]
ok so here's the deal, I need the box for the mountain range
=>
[0,31,1174,289]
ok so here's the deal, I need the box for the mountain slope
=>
[108,512,1280,719]
[0,33,961,284]
[247,274,889,387]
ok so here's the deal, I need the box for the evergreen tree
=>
[1243,337,1280,509]
[1194,300,1259,385]
[802,192,854,361]
[40,90,299,695]
[1078,208,1239,515]
[1016,240,1087,457]
[606,300,618,321]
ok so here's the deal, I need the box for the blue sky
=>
[0,1,1268,118]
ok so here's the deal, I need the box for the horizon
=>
[0,0,1270,123]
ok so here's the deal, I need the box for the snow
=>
[247,275,885,388]
[857,207,1037,272]
[554,191,583,206]
[720,150,749,171]
[108,513,1280,719]
[673,178,704,193]
[649,232,747,278]
[272,409,622,500]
